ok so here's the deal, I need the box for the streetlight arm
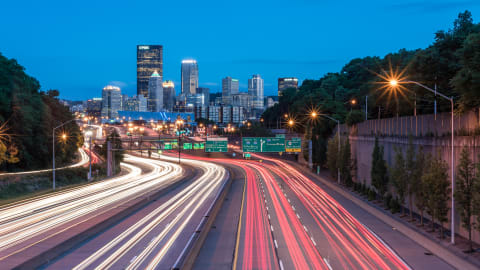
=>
[406,81,452,102]
[54,118,76,130]
[319,114,340,125]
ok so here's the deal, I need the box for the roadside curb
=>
[13,161,196,270]
[286,161,479,270]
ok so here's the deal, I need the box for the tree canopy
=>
[0,53,81,171]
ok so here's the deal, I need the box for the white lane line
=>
[296,213,300,219]
[274,239,278,248]
[323,258,333,270]
[303,225,308,232]
[268,214,271,220]
[265,199,267,203]
[292,205,295,211]
[279,259,285,270]
[130,256,138,263]
[287,199,291,203]
[266,206,269,211]
[311,236,317,246]
[271,225,274,232]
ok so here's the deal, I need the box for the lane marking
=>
[274,239,278,249]
[292,205,295,211]
[279,259,285,270]
[323,258,333,270]
[296,213,300,219]
[271,225,274,232]
[303,225,308,232]
[311,236,317,246]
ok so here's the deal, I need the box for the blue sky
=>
[1,0,479,100]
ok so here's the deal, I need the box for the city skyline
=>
[1,1,479,101]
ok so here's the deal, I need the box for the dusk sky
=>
[1,0,479,100]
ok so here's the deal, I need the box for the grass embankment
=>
[0,165,108,205]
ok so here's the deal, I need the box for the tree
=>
[454,147,477,251]
[326,136,339,179]
[451,32,480,112]
[423,154,450,237]
[0,53,81,171]
[338,137,352,186]
[345,110,365,126]
[390,146,407,215]
[0,141,18,165]
[101,129,124,172]
[371,137,388,198]
[405,136,417,221]
[414,147,428,226]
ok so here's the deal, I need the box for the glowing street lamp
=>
[386,76,456,244]
[52,119,76,191]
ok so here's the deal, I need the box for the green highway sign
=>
[286,137,302,152]
[194,143,205,150]
[242,137,286,152]
[242,138,261,152]
[275,134,286,139]
[206,138,228,152]
[164,143,172,150]
[245,153,251,159]
[183,143,193,150]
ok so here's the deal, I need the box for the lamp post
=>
[389,79,455,244]
[52,119,76,191]
[85,131,93,180]
[312,112,341,183]
[176,120,184,164]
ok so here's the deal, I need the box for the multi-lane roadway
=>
[0,146,461,269]
[0,154,188,268]
[45,153,227,270]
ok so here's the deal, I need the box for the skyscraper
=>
[137,45,163,97]
[222,76,239,104]
[181,59,198,95]
[196,87,210,106]
[163,80,175,111]
[278,77,298,96]
[148,70,163,112]
[101,85,122,118]
[248,74,264,110]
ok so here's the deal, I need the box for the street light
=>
[176,120,184,164]
[387,78,455,244]
[52,118,76,191]
[85,131,93,180]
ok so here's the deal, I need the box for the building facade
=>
[123,95,147,112]
[137,45,163,97]
[278,77,298,96]
[248,74,264,111]
[86,98,102,117]
[196,87,210,106]
[222,76,239,105]
[101,86,122,118]
[148,70,163,112]
[163,80,175,112]
[181,60,198,95]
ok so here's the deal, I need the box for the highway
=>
[45,153,228,270]
[0,154,185,269]
[193,153,451,270]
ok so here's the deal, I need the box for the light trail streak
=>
[260,157,411,270]
[0,155,184,262]
[72,153,227,270]
[0,148,89,176]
